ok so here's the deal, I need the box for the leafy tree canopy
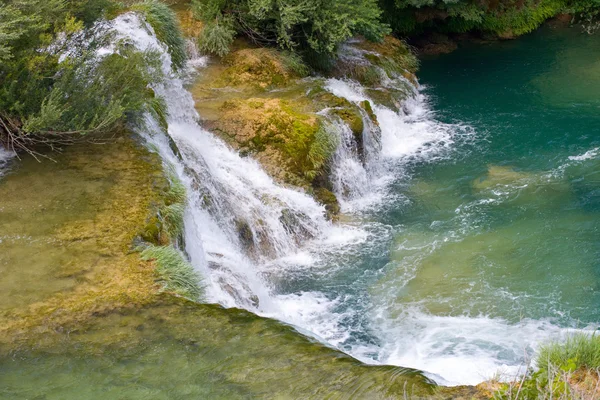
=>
[191,0,391,59]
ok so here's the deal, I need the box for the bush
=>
[191,0,390,62]
[0,0,183,156]
[24,47,162,136]
[380,0,600,37]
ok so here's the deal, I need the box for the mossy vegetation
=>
[0,134,170,335]
[0,297,436,399]
[208,97,327,188]
[218,47,309,90]
[186,29,418,218]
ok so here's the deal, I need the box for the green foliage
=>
[565,0,600,32]
[132,0,187,70]
[191,0,390,61]
[538,333,600,372]
[306,122,339,181]
[140,244,203,301]
[480,0,564,37]
[495,333,600,399]
[0,0,183,155]
[381,0,600,37]
[160,172,187,240]
[197,19,236,57]
[23,47,162,135]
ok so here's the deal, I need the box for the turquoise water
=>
[270,25,600,385]
[412,25,600,323]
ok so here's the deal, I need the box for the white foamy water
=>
[97,13,575,387]
[324,78,467,212]
[568,146,599,161]
[0,147,15,177]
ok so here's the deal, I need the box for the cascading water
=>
[82,12,590,387]
[0,148,14,177]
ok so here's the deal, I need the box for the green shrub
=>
[197,19,236,57]
[23,47,162,135]
[380,0,600,37]
[0,0,177,155]
[191,0,390,62]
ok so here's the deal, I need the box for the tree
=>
[191,0,390,60]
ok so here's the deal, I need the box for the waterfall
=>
[93,12,491,385]
[100,13,339,313]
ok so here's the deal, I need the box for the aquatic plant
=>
[141,244,203,301]
[132,0,187,70]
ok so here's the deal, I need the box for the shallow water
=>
[0,300,432,399]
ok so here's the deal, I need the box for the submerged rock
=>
[0,134,169,334]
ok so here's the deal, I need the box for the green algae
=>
[0,135,167,316]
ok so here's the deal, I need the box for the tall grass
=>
[494,333,600,399]
[538,333,600,372]
[160,171,187,241]
[141,245,203,301]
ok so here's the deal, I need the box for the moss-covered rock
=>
[313,188,341,220]
[334,36,418,86]
[190,37,418,218]
[207,97,333,189]
[216,47,308,90]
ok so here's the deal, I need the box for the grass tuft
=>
[141,245,203,301]
[494,333,600,399]
[538,333,600,372]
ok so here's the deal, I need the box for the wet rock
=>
[235,219,255,250]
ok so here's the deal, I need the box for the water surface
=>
[269,25,600,385]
